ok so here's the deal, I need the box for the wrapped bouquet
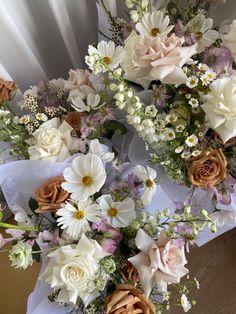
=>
[0,0,235,313]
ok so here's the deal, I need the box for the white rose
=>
[27,117,75,161]
[41,233,106,306]
[201,73,236,142]
[9,241,33,270]
[224,20,236,62]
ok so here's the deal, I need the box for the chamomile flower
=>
[134,165,157,206]
[205,70,217,82]
[35,113,48,122]
[192,150,202,157]
[71,93,101,112]
[136,10,173,37]
[166,113,178,124]
[181,151,191,159]
[188,98,199,108]
[186,76,199,88]
[175,146,184,153]
[197,63,209,71]
[98,195,136,228]
[57,199,101,239]
[62,153,107,201]
[18,115,31,124]
[185,94,192,99]
[165,128,176,141]
[185,134,198,147]
[181,294,192,312]
[176,124,185,132]
[200,74,211,86]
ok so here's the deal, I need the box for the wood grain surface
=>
[1,219,236,314]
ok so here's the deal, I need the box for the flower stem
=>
[0,222,38,232]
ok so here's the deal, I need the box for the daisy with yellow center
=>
[62,153,107,201]
[98,195,136,228]
[136,10,173,38]
[57,199,101,239]
[134,165,157,206]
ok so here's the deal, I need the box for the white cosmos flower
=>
[71,93,102,112]
[134,165,157,206]
[85,41,124,74]
[57,199,101,239]
[98,194,136,228]
[62,153,107,201]
[187,15,218,53]
[136,10,173,37]
[181,294,192,312]
[41,233,106,307]
[89,139,114,162]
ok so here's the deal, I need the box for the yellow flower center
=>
[146,179,153,187]
[103,56,111,65]
[195,32,203,40]
[75,210,84,220]
[107,207,118,217]
[150,28,159,37]
[82,176,93,186]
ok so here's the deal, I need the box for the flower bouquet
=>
[85,0,236,220]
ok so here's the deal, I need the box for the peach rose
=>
[34,176,70,213]
[0,79,16,104]
[187,148,227,188]
[64,69,95,100]
[106,284,155,314]
[65,112,81,132]
[129,229,188,296]
[122,32,197,88]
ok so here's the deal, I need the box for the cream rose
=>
[201,74,236,142]
[27,117,75,161]
[224,20,236,62]
[122,32,197,89]
[128,229,188,296]
[64,69,95,101]
[41,233,106,306]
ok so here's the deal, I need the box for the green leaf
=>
[32,241,41,262]
[103,120,127,139]
[28,197,39,214]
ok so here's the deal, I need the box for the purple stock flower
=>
[36,230,59,250]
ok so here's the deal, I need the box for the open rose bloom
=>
[129,229,189,296]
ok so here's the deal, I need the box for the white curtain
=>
[0,0,98,92]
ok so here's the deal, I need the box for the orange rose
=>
[0,79,16,104]
[187,148,227,187]
[34,176,70,213]
[65,112,81,132]
[106,284,155,314]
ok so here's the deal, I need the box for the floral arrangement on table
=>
[0,139,217,313]
[85,0,236,210]
[0,0,235,313]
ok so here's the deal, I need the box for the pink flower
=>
[128,229,189,296]
[122,32,197,89]
[36,230,59,250]
[64,69,95,100]
[203,46,233,75]
[92,221,108,232]
[101,239,118,254]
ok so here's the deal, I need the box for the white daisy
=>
[181,294,192,312]
[175,146,184,153]
[35,113,48,121]
[166,113,178,124]
[165,128,176,141]
[197,63,209,71]
[186,76,199,88]
[185,134,198,147]
[191,150,202,157]
[176,124,185,132]
[200,73,211,86]
[134,165,157,206]
[188,15,218,53]
[181,151,191,159]
[136,10,173,37]
[188,98,199,108]
[98,194,136,228]
[57,199,101,239]
[62,153,107,201]
[89,139,114,162]
[71,93,101,112]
